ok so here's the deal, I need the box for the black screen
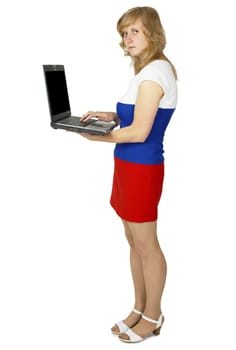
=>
[44,69,70,116]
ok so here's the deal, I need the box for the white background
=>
[0,0,236,349]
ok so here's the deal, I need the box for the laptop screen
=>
[43,65,70,119]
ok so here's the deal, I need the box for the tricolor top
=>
[114,60,178,165]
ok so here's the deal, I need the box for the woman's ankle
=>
[133,302,145,313]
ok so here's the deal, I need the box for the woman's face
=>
[122,19,149,58]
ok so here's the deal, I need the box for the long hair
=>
[117,6,177,79]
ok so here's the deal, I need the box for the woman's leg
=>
[111,219,146,332]
[120,220,167,339]
[122,219,146,312]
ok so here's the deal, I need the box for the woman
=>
[80,6,177,343]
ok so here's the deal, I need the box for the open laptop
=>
[43,65,117,135]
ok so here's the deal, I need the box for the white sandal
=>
[118,313,164,343]
[111,308,143,335]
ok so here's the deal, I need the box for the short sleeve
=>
[138,61,173,95]
[118,59,177,108]
[138,60,177,108]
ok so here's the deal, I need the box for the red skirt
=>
[110,157,164,223]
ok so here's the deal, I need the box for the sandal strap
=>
[116,320,129,333]
[121,328,143,342]
[142,313,163,326]
[132,308,143,315]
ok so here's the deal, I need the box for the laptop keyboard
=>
[64,117,96,127]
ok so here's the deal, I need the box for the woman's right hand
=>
[80,111,117,123]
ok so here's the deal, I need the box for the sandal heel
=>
[153,327,161,336]
[153,315,164,335]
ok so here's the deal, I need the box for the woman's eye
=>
[132,29,138,34]
[122,31,128,38]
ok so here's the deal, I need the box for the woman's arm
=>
[80,80,163,143]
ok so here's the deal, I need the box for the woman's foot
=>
[119,314,164,342]
[111,308,143,335]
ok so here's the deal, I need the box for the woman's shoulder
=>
[138,60,177,107]
[137,59,175,85]
[142,60,173,75]
[139,59,177,87]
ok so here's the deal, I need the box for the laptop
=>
[43,65,117,135]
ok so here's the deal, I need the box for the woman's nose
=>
[126,33,133,42]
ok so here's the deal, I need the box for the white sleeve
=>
[138,61,171,95]
[119,60,177,107]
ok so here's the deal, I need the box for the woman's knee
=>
[126,232,135,248]
[133,238,150,257]
[129,221,158,257]
[122,220,135,248]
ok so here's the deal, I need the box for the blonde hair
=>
[117,6,177,79]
